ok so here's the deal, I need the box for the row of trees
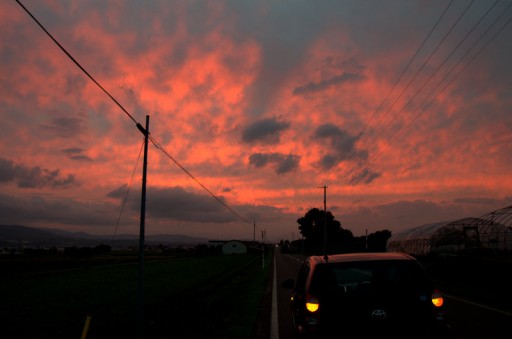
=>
[281,208,392,254]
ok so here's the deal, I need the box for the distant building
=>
[221,240,248,254]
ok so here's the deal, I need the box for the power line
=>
[357,0,455,148]
[15,0,256,232]
[15,0,139,127]
[344,0,512,185]
[394,1,512,141]
[149,136,256,227]
[374,0,509,155]
[326,0,457,184]
[112,140,145,241]
[332,0,504,185]
[358,0,476,157]
[361,0,499,159]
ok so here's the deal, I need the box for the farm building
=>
[387,206,512,256]
[222,240,247,254]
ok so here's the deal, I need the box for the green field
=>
[0,251,273,339]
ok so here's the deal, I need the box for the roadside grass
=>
[0,251,273,339]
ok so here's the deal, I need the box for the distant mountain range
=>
[0,224,208,248]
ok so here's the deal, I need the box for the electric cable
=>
[149,136,256,227]
[16,0,258,233]
[378,0,512,156]
[15,0,139,126]
[358,0,476,157]
[326,0,457,184]
[344,1,512,185]
[112,140,145,241]
[333,0,498,185]
[357,0,455,148]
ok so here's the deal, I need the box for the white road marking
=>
[445,294,512,317]
[271,254,279,339]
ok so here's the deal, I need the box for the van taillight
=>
[432,289,444,307]
[306,295,320,313]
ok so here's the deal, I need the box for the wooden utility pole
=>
[136,115,149,339]
[318,185,327,257]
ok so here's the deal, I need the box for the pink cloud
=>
[2,1,512,241]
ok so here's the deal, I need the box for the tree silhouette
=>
[367,230,392,252]
[292,208,393,254]
[297,208,354,254]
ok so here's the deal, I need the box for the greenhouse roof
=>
[388,218,476,242]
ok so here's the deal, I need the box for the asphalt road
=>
[272,250,512,339]
[273,251,304,339]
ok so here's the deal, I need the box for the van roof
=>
[309,252,415,265]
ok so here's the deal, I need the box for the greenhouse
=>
[387,206,512,256]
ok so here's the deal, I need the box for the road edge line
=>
[270,252,279,339]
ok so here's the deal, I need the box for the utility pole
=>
[261,230,265,268]
[301,232,304,255]
[318,185,327,257]
[136,115,149,339]
[253,220,256,243]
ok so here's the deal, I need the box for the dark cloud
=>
[322,56,366,74]
[313,123,367,169]
[249,153,301,174]
[248,154,268,168]
[64,74,88,96]
[0,189,291,239]
[0,157,78,188]
[338,198,512,237]
[375,200,475,228]
[62,148,93,161]
[234,203,289,224]
[348,168,381,185]
[453,197,508,207]
[317,154,339,170]
[0,157,16,183]
[108,185,291,225]
[242,117,290,144]
[0,193,116,227]
[293,72,365,96]
[39,116,84,138]
[106,185,129,199]
[228,1,336,116]
[119,186,239,223]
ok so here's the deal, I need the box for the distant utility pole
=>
[261,230,265,268]
[301,232,304,255]
[318,185,327,257]
[253,220,256,243]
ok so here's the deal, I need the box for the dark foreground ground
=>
[0,252,274,339]
[420,253,512,313]
[2,249,510,338]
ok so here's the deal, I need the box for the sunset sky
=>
[1,0,511,243]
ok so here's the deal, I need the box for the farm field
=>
[0,250,273,339]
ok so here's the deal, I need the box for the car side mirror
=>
[281,278,295,289]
